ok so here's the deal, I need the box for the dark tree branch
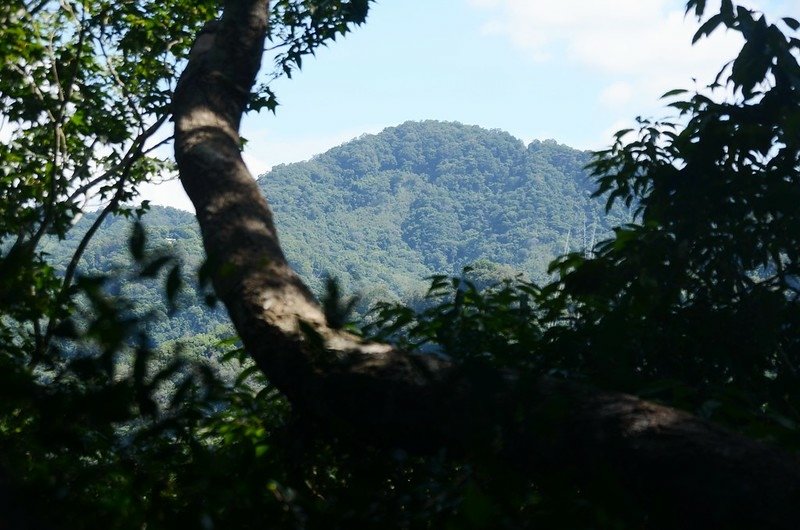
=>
[172,2,800,527]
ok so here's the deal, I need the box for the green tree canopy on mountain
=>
[262,120,628,298]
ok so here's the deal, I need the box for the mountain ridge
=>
[258,120,626,299]
[45,120,628,341]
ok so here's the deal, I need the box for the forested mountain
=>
[261,120,628,300]
[49,121,627,320]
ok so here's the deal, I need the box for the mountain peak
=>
[257,120,627,297]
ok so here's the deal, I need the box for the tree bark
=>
[172,2,800,527]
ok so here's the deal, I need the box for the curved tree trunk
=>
[172,1,800,527]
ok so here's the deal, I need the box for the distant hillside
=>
[41,206,232,344]
[261,120,627,300]
[45,121,628,337]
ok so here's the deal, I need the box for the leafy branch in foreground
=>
[546,4,800,444]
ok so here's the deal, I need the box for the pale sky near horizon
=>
[140,0,795,211]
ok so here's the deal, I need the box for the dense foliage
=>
[549,1,800,443]
[41,206,232,343]
[0,0,798,528]
[263,121,628,299]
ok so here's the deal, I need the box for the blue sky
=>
[142,0,793,210]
